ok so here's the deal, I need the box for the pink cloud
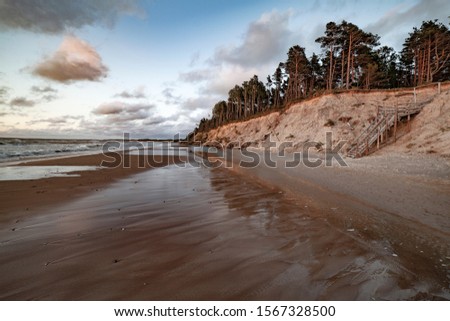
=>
[32,36,108,83]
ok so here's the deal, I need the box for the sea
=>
[0,137,191,163]
[0,137,109,163]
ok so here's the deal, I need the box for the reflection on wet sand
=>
[207,168,443,300]
[0,165,99,181]
[1,163,446,300]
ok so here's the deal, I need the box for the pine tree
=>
[401,20,450,86]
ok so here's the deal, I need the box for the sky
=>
[0,0,448,139]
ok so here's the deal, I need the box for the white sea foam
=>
[0,138,108,163]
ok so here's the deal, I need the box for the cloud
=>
[31,85,57,94]
[161,87,182,105]
[108,111,149,122]
[180,95,220,112]
[92,101,155,116]
[0,0,141,34]
[140,113,195,138]
[87,98,199,138]
[41,94,59,102]
[114,87,147,99]
[9,97,36,107]
[189,51,201,67]
[207,65,263,96]
[32,35,108,83]
[0,86,10,96]
[92,103,123,115]
[39,117,68,124]
[89,101,158,136]
[27,115,83,126]
[211,10,292,68]
[178,10,294,98]
[143,115,170,126]
[0,86,10,104]
[179,69,213,83]
[366,0,450,41]
[80,105,183,138]
[30,85,59,102]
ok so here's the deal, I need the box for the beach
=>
[0,150,449,300]
[0,152,186,218]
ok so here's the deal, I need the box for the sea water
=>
[0,137,105,162]
[0,138,179,163]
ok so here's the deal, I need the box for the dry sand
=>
[0,151,449,300]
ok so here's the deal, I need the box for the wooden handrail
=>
[347,95,431,158]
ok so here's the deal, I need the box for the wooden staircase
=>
[347,102,425,158]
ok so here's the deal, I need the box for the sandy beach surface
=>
[0,150,449,300]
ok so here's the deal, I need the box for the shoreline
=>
[0,153,186,221]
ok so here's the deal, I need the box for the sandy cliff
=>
[197,83,449,158]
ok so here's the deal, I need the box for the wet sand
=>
[0,151,449,300]
[212,150,450,298]
[0,153,185,221]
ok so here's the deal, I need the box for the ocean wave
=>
[0,138,105,162]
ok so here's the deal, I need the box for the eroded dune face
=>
[202,84,449,157]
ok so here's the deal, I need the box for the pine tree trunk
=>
[328,50,333,90]
[346,33,353,89]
